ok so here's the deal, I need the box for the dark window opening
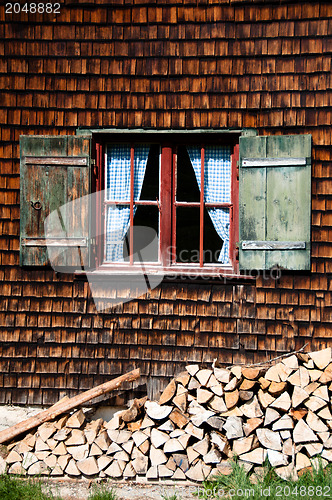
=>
[176,207,224,264]
[123,205,159,262]
[140,145,160,202]
[176,146,200,203]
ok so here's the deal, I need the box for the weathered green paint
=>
[266,163,310,270]
[239,134,311,271]
[239,164,266,270]
[20,135,91,267]
[239,136,267,270]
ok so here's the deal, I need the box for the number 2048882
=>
[5,3,60,14]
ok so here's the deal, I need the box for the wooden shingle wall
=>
[1,1,332,404]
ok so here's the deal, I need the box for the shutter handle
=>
[30,201,42,211]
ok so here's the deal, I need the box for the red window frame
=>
[93,138,239,276]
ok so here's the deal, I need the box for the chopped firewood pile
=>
[1,347,332,482]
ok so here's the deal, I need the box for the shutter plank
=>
[267,134,311,158]
[239,136,267,270]
[266,162,310,270]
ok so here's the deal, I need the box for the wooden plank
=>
[239,136,267,270]
[160,146,172,266]
[130,146,134,266]
[22,238,87,247]
[200,146,204,268]
[267,134,311,158]
[242,157,306,168]
[266,136,311,271]
[25,157,88,166]
[242,241,306,250]
[0,368,140,445]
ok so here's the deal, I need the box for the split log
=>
[256,428,282,451]
[196,369,213,386]
[121,396,147,422]
[224,377,238,392]
[159,380,176,405]
[293,419,319,444]
[66,410,85,428]
[309,348,332,370]
[232,436,256,455]
[223,416,244,440]
[242,367,262,380]
[243,418,263,436]
[145,401,173,420]
[197,388,214,405]
[239,390,254,402]
[240,447,266,465]
[267,449,288,467]
[0,368,140,444]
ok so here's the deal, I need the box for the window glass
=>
[176,146,200,202]
[176,207,200,263]
[140,145,160,201]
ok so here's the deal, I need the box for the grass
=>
[87,482,118,500]
[0,475,119,500]
[0,474,61,500]
[199,458,332,500]
[161,492,181,500]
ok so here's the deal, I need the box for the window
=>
[19,131,311,274]
[93,133,240,275]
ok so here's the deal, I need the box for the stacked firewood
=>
[2,347,332,482]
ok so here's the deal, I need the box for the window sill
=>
[75,264,255,280]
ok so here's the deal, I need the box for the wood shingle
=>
[1,1,332,403]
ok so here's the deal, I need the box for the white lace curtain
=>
[187,146,231,264]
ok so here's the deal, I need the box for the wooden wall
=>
[1,0,332,404]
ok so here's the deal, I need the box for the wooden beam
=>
[199,146,205,268]
[129,145,135,266]
[22,238,87,247]
[0,368,140,445]
[25,157,88,166]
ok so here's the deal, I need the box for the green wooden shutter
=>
[20,135,91,267]
[239,134,311,271]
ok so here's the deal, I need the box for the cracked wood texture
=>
[1,1,332,405]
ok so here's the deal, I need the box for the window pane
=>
[106,144,150,202]
[140,144,160,201]
[106,144,131,202]
[176,207,227,264]
[123,206,159,263]
[105,205,130,262]
[176,146,200,202]
[176,207,200,263]
[204,208,226,263]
